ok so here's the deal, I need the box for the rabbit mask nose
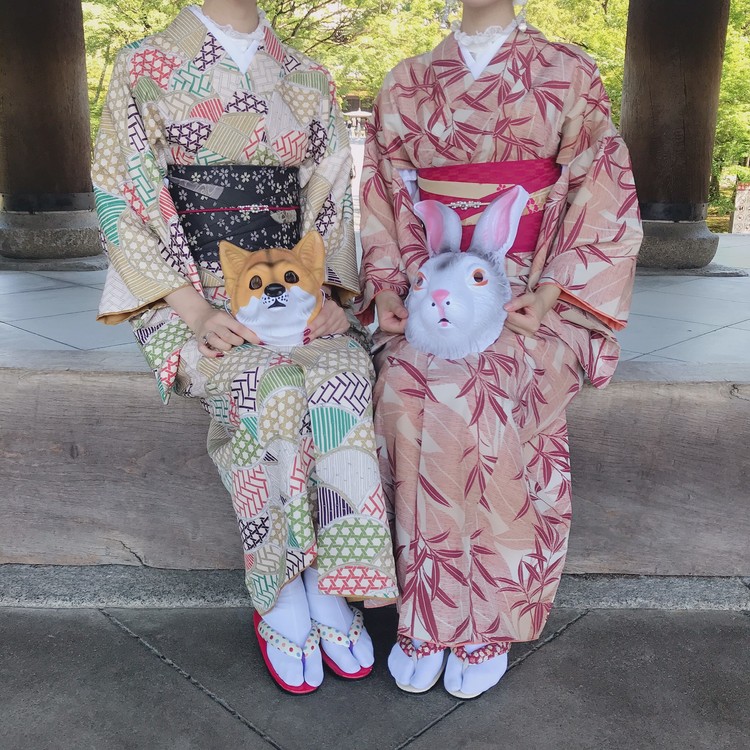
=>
[431,289,450,305]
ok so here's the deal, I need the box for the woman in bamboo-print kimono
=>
[359,0,642,699]
[92,0,398,694]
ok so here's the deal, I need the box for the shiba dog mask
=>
[219,232,326,347]
[405,185,530,359]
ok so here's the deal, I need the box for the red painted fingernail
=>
[303,336,310,344]
[258,341,265,346]
[303,328,310,336]
[216,353,225,358]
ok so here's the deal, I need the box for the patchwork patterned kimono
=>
[92,8,398,612]
[359,27,642,646]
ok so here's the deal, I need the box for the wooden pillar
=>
[0,0,101,261]
[621,0,730,268]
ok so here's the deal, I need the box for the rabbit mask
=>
[405,185,530,359]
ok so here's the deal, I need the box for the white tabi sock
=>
[444,642,509,697]
[260,575,323,687]
[302,567,374,673]
[388,638,446,691]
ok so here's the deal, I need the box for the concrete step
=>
[3,566,749,610]
[1,352,748,575]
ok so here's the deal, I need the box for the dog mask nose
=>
[264,283,286,298]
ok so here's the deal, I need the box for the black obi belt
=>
[167,165,301,267]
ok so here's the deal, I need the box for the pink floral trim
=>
[397,634,445,659]
[451,642,511,665]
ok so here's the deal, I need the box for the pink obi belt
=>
[417,158,562,253]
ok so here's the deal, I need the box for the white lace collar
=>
[192,5,267,40]
[189,5,268,71]
[451,20,517,54]
[452,20,517,80]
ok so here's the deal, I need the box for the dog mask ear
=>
[292,231,326,284]
[219,240,249,296]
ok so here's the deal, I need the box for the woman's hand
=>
[165,286,259,358]
[375,289,408,334]
[305,289,350,343]
[503,285,561,338]
[193,307,260,357]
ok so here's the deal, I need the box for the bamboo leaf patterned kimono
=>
[92,8,398,612]
[358,26,642,646]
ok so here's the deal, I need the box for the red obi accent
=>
[417,158,562,253]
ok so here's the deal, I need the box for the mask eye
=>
[284,270,299,284]
[250,275,263,290]
[472,269,488,286]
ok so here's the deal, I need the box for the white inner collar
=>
[454,21,516,80]
[190,5,266,72]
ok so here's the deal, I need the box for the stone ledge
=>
[1,351,747,382]
[1,356,748,576]
[1,566,748,611]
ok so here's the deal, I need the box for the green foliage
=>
[83,0,750,212]
[84,0,193,134]
[712,0,750,192]
[260,0,449,108]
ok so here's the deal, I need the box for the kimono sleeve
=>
[356,74,412,324]
[538,63,642,331]
[299,70,358,303]
[92,50,193,325]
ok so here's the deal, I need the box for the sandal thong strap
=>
[451,642,511,665]
[313,606,365,649]
[257,617,319,661]
[397,634,445,659]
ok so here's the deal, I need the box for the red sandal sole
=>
[253,611,318,695]
[321,649,373,680]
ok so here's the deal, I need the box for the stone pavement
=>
[2,601,749,750]
[1,234,749,363]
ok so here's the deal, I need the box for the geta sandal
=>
[393,635,447,694]
[253,610,320,695]
[313,606,372,680]
[444,642,510,700]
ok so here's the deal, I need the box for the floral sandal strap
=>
[314,606,365,649]
[397,634,445,659]
[451,641,511,665]
[256,617,320,661]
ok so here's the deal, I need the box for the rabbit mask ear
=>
[469,185,530,259]
[413,200,463,257]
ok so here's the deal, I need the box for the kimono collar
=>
[430,24,548,105]
[168,7,287,68]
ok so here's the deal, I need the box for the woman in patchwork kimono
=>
[359,0,642,699]
[92,0,398,694]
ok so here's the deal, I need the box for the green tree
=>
[84,0,193,133]
[712,0,750,191]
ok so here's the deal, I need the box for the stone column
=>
[620,0,730,268]
[0,0,101,262]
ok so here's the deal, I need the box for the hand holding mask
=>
[219,231,326,347]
